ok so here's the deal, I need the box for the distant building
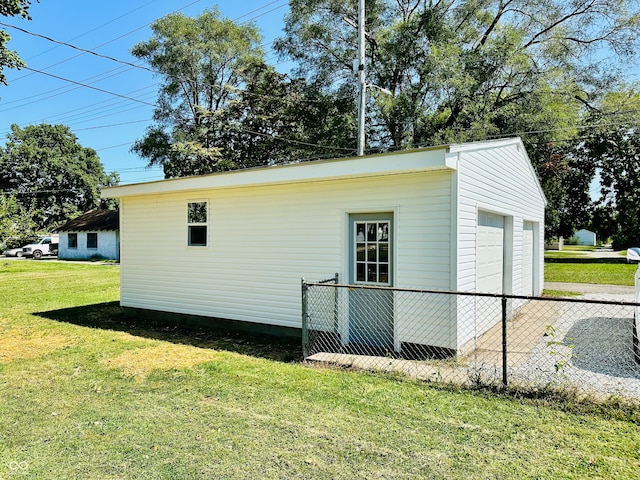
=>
[58,209,119,260]
[575,229,596,246]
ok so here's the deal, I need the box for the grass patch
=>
[544,262,637,285]
[544,251,590,259]
[563,245,597,252]
[541,289,583,298]
[1,262,639,478]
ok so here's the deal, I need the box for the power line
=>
[20,0,169,63]
[18,66,156,107]
[74,119,152,132]
[6,0,205,83]
[233,0,287,22]
[0,64,138,111]
[0,22,155,73]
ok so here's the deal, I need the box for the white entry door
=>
[476,211,505,294]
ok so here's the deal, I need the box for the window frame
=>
[68,232,78,249]
[187,200,209,247]
[86,232,98,249]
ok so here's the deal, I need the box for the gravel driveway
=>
[509,283,640,399]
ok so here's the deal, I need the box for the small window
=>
[87,232,98,249]
[68,233,78,249]
[188,201,207,246]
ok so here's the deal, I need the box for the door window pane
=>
[354,220,391,285]
[357,263,366,282]
[367,244,377,262]
[367,223,377,241]
[379,264,389,284]
[367,264,377,283]
[379,244,389,262]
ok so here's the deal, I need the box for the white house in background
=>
[57,209,120,260]
[574,229,596,246]
[103,138,546,355]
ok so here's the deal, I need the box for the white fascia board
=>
[448,137,522,153]
[103,148,451,198]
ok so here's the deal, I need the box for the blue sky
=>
[0,0,291,184]
[2,2,639,188]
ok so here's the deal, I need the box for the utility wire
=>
[18,66,156,107]
[20,0,170,62]
[0,64,138,111]
[0,22,155,73]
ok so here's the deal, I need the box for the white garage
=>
[104,137,546,354]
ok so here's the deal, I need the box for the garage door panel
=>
[477,212,504,294]
[522,221,534,296]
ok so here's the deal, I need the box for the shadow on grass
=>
[35,302,302,363]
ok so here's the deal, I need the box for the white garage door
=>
[522,222,534,296]
[476,211,505,293]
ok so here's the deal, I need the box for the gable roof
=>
[57,209,119,232]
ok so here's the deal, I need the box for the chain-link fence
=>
[302,278,640,400]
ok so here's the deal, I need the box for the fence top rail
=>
[302,281,640,307]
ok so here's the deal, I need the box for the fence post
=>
[301,278,309,359]
[502,295,508,387]
[333,273,339,335]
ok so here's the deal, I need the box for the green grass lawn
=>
[544,262,637,285]
[562,245,597,252]
[1,260,640,478]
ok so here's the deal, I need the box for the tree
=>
[0,0,34,85]
[212,63,357,169]
[131,8,266,177]
[0,124,118,231]
[577,88,640,248]
[275,0,640,239]
[0,192,35,249]
[535,141,595,240]
[275,0,639,151]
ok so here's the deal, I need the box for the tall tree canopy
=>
[0,0,34,85]
[0,124,119,230]
[276,0,639,150]
[0,191,34,249]
[576,88,640,248]
[131,8,266,177]
[132,8,357,178]
[274,0,640,239]
[132,2,640,241]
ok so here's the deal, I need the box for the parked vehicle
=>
[627,247,640,263]
[22,234,59,259]
[2,247,25,257]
